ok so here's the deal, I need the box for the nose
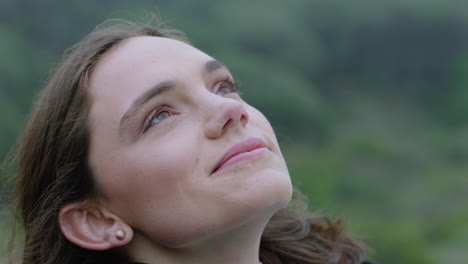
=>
[204,98,249,139]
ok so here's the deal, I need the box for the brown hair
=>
[5,18,366,264]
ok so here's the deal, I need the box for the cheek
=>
[98,138,201,224]
[105,142,218,246]
[247,106,283,152]
[248,105,275,134]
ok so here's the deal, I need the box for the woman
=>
[6,18,370,264]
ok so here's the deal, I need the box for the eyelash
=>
[216,77,240,95]
[142,77,240,132]
[143,105,175,132]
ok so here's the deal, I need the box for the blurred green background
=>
[1,0,468,263]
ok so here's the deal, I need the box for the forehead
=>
[90,36,211,94]
[87,36,213,138]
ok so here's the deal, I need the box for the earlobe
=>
[58,202,133,250]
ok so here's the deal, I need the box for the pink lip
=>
[212,137,269,174]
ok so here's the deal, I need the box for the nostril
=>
[222,112,247,132]
[205,101,250,139]
[240,113,248,127]
[222,119,233,131]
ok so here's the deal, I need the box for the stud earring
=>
[116,230,125,240]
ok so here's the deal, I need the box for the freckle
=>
[192,156,200,174]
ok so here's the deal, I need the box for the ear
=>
[58,201,133,250]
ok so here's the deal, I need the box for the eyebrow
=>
[119,59,229,138]
[203,59,227,74]
[119,80,174,137]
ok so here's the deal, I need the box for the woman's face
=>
[87,36,292,247]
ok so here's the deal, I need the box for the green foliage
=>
[442,52,468,124]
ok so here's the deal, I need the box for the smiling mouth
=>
[211,137,269,174]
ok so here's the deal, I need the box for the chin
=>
[270,178,294,210]
[253,169,293,214]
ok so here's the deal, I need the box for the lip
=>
[211,137,269,174]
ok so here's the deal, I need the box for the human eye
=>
[215,78,239,97]
[143,105,174,130]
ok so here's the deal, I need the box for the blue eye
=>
[150,110,171,125]
[144,106,174,131]
[216,86,234,96]
[216,81,238,96]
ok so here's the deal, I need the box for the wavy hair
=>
[4,18,367,264]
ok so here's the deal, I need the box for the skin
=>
[85,36,293,263]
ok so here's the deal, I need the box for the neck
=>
[125,213,270,264]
